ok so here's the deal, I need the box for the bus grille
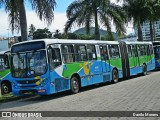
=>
[16,79,40,84]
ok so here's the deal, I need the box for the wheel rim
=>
[73,80,78,90]
[143,65,147,75]
[3,85,9,94]
[113,70,118,82]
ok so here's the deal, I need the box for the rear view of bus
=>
[11,41,49,95]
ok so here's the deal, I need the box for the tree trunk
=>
[19,0,28,41]
[94,8,100,40]
[150,20,153,41]
[137,21,143,41]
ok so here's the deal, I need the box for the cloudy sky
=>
[0,0,134,37]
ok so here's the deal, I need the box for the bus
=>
[0,51,12,95]
[10,39,155,96]
[152,41,160,68]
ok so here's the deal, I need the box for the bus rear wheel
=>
[112,69,119,83]
[1,83,11,95]
[70,77,79,94]
[143,64,147,76]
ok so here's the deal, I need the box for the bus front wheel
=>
[70,77,79,94]
[1,83,11,95]
[112,69,119,83]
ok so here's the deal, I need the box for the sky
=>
[0,0,134,37]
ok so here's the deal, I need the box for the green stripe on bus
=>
[62,62,83,78]
[0,69,10,79]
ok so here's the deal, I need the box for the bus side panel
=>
[0,69,10,79]
[147,55,155,71]
[90,61,103,84]
[62,62,92,87]
[50,66,70,94]
[109,59,123,79]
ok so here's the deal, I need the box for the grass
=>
[0,93,20,103]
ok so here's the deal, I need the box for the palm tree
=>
[122,0,151,41]
[65,0,126,40]
[147,0,160,41]
[29,24,36,35]
[0,0,56,41]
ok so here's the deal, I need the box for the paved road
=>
[0,70,160,120]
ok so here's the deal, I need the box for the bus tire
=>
[143,64,147,76]
[70,76,79,94]
[112,69,119,83]
[1,83,11,95]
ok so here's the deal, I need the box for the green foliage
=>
[61,33,78,39]
[78,34,95,40]
[122,0,160,41]
[33,28,52,39]
[101,34,115,41]
[53,32,78,39]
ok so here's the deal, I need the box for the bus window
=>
[61,45,74,63]
[48,47,62,70]
[140,45,146,56]
[87,45,97,61]
[127,45,132,57]
[74,45,87,62]
[149,45,154,55]
[132,45,138,57]
[137,45,141,56]
[109,45,120,59]
[100,46,109,60]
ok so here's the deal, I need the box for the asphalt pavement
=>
[0,70,160,120]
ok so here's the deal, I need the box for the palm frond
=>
[29,0,56,25]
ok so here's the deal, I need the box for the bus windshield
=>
[11,50,47,78]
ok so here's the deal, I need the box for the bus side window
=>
[100,46,109,60]
[109,45,120,59]
[74,45,87,62]
[149,45,154,55]
[132,45,138,57]
[61,45,74,63]
[87,45,97,61]
[127,45,132,57]
[48,47,62,70]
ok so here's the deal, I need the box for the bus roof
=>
[125,41,152,45]
[12,39,153,47]
[12,39,119,46]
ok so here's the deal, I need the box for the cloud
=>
[0,11,10,36]
[27,11,69,33]
[0,9,134,37]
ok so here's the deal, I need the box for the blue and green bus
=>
[153,41,160,68]
[0,51,12,95]
[10,39,155,96]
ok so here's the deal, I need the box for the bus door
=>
[48,44,64,93]
[99,45,110,82]
[132,45,139,67]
